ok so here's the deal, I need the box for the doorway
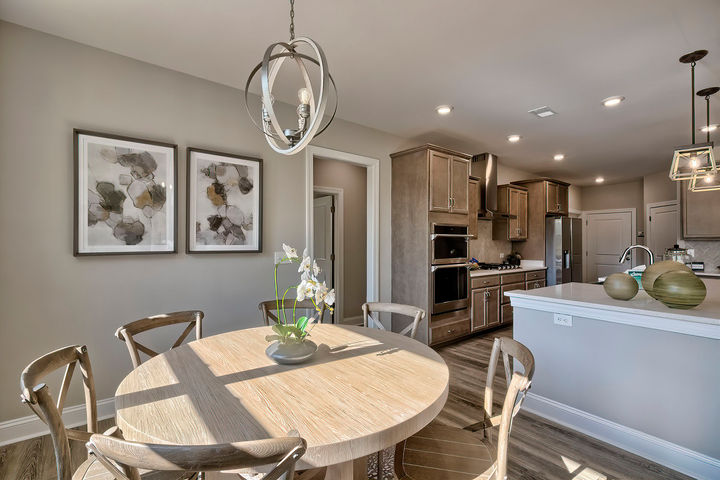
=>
[582,208,636,282]
[313,189,342,323]
[646,201,678,261]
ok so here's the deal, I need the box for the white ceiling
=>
[2,0,719,185]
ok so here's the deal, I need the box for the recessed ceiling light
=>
[528,106,557,118]
[553,154,565,161]
[507,134,521,143]
[436,105,453,115]
[595,177,605,183]
[700,124,718,133]
[602,96,625,107]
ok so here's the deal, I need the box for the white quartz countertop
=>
[506,282,720,338]
[470,265,546,278]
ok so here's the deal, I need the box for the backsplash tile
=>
[679,240,720,274]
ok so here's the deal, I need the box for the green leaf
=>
[296,316,309,331]
[286,325,305,338]
[265,335,282,342]
[272,324,291,337]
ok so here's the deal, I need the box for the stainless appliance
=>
[431,263,470,314]
[473,262,521,271]
[431,224,470,265]
[470,153,498,219]
[545,217,583,285]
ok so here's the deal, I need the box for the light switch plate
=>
[553,313,573,327]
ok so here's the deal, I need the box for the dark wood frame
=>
[186,147,263,254]
[73,129,178,256]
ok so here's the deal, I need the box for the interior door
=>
[313,195,334,321]
[585,211,633,282]
[647,202,678,260]
[450,156,469,213]
[429,151,451,212]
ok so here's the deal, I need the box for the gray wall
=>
[580,178,645,232]
[0,21,408,421]
[313,157,367,321]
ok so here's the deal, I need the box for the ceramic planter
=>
[641,260,692,299]
[653,270,707,309]
[266,340,318,365]
[603,273,639,300]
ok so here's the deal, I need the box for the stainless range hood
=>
[471,153,497,219]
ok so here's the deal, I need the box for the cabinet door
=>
[468,179,479,238]
[471,289,487,331]
[681,184,720,238]
[429,151,451,212]
[508,188,520,240]
[450,156,470,214]
[558,184,569,216]
[517,190,528,239]
[501,303,513,324]
[486,287,500,326]
[546,182,559,214]
[526,279,546,290]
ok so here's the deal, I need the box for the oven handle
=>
[431,263,473,272]
[430,233,472,240]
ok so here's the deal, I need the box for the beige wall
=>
[0,21,409,421]
[580,179,645,232]
[313,157,367,321]
[643,169,677,205]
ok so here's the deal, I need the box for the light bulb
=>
[690,157,698,168]
[553,154,565,161]
[595,177,604,183]
[298,88,311,105]
[704,176,713,184]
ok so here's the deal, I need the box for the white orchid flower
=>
[282,243,298,259]
[313,260,320,276]
[325,288,336,306]
[314,281,328,304]
[298,256,312,274]
[296,279,314,302]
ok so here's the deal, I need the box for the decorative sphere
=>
[641,260,692,299]
[653,271,706,309]
[603,273,639,300]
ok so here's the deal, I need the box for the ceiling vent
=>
[528,106,557,118]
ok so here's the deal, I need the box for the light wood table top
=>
[115,324,449,479]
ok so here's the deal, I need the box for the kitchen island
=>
[507,282,719,480]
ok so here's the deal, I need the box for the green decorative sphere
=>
[641,260,692,299]
[653,270,707,309]
[603,273,639,300]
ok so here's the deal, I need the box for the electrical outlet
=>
[274,251,292,265]
[553,313,572,327]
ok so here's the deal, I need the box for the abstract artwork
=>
[187,148,262,253]
[74,130,177,255]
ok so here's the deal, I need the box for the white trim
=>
[314,186,344,324]
[645,200,679,259]
[0,398,115,446]
[580,208,637,282]
[305,146,380,304]
[507,293,720,339]
[523,392,720,480]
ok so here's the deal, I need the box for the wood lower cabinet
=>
[526,279,546,290]
[501,303,513,323]
[472,286,499,331]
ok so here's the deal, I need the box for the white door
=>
[313,195,334,320]
[585,211,633,282]
[647,202,678,261]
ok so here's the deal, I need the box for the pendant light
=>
[244,0,338,155]
[669,50,716,181]
[689,86,720,191]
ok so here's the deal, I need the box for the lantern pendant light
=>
[669,50,716,181]
[244,0,338,155]
[689,86,720,192]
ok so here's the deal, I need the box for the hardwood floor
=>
[0,326,691,480]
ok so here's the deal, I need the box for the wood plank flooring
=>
[0,326,692,480]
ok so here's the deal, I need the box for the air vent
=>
[528,106,557,118]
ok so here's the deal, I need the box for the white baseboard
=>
[0,398,115,447]
[524,392,720,480]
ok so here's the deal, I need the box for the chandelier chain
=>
[289,0,295,41]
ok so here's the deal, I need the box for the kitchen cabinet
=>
[431,317,471,344]
[545,181,569,215]
[468,177,479,238]
[681,182,720,239]
[428,150,469,213]
[526,279,546,290]
[494,184,528,241]
[472,286,499,331]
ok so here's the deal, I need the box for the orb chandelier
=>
[669,50,716,182]
[244,0,338,155]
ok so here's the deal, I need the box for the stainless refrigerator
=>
[545,217,583,285]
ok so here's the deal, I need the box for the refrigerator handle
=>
[563,250,570,269]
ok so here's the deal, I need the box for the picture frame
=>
[186,147,263,253]
[74,129,178,256]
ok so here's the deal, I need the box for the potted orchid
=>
[265,243,335,364]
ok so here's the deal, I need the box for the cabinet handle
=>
[534,282,540,288]
[447,328,455,334]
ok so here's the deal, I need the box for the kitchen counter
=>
[508,282,720,479]
[470,264,546,278]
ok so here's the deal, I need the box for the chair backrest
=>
[361,302,425,339]
[115,310,204,369]
[20,345,98,480]
[485,337,535,480]
[86,432,307,480]
[258,299,326,326]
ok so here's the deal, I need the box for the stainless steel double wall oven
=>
[430,224,471,314]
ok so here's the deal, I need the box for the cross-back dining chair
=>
[258,299,326,326]
[361,302,425,339]
[394,336,535,480]
[83,431,307,480]
[115,311,204,369]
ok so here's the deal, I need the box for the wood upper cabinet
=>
[681,183,720,239]
[545,181,569,215]
[428,149,469,214]
[468,178,479,238]
[495,184,528,241]
[557,184,569,215]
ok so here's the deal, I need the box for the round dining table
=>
[115,324,449,480]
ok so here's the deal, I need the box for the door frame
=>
[313,186,344,323]
[580,208,637,282]
[646,200,679,259]
[305,146,380,306]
